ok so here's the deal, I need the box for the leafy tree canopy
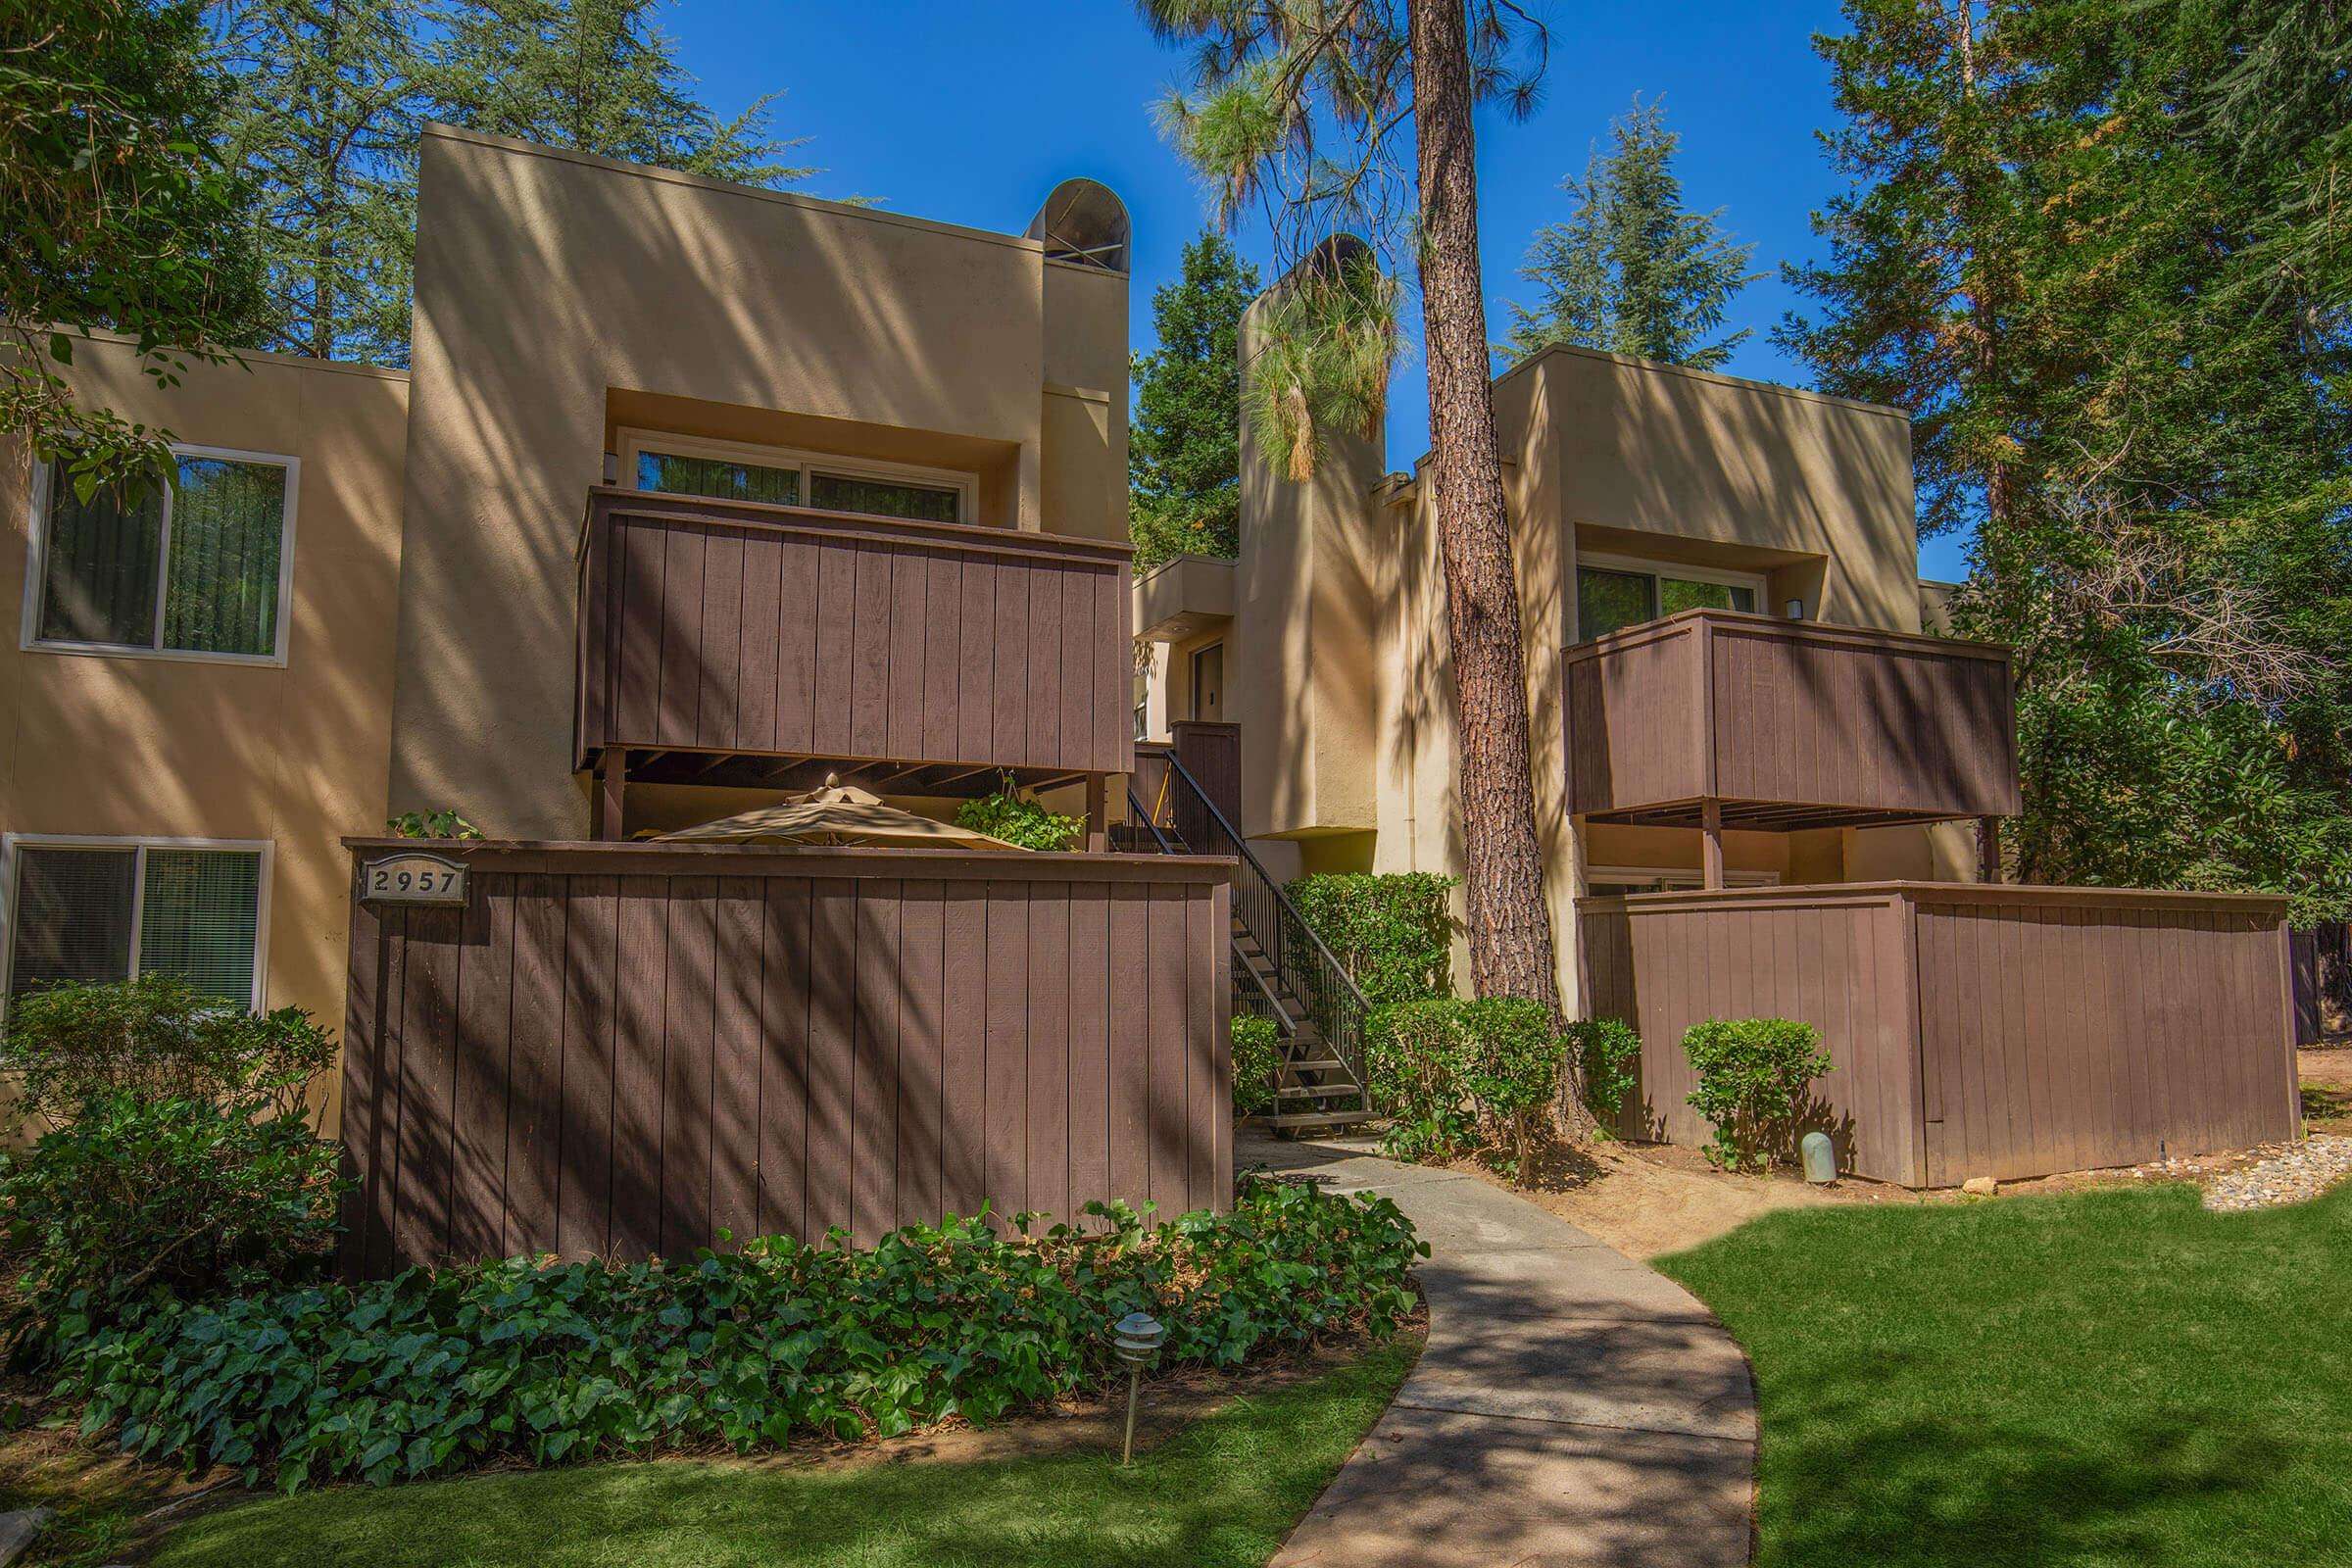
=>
[1784,0,2352,919]
[1,0,267,497]
[1130,230,1258,570]
[1502,97,1758,370]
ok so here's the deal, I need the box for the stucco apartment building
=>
[3,125,1131,1071]
[1135,331,1986,1011]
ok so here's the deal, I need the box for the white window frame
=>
[617,429,979,525]
[0,834,273,1010]
[1573,551,1767,641]
[1585,862,1781,895]
[20,445,301,667]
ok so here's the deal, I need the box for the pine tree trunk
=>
[1407,0,1564,1025]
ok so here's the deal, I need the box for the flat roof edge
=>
[1492,341,1911,421]
[418,122,1045,257]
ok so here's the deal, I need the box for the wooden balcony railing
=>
[575,487,1133,785]
[1563,609,2022,829]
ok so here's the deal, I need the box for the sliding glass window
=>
[32,452,294,660]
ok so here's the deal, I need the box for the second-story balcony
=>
[1563,609,2022,830]
[575,487,1134,793]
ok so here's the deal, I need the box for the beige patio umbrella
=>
[651,779,1028,851]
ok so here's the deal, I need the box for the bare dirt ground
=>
[1446,1045,2352,1260]
[2302,1044,2352,1133]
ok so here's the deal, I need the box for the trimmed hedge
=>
[54,1178,1424,1494]
[1564,1018,1642,1129]
[1365,998,1567,1183]
[1286,873,1455,1004]
[1231,1014,1282,1116]
[1682,1018,1836,1172]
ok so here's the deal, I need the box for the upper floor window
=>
[25,449,297,662]
[1575,554,1763,642]
[4,838,268,1006]
[621,431,972,526]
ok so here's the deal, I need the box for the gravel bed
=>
[2200,1134,2352,1211]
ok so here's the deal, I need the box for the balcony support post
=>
[1700,799,1725,891]
[1977,815,2002,883]
[1085,773,1108,853]
[594,749,625,842]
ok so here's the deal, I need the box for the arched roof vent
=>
[1027,178,1130,272]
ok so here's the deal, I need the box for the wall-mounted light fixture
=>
[602,452,619,486]
[1784,599,1806,621]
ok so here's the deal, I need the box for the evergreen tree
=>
[212,0,437,366]
[2,0,266,495]
[1129,231,1259,570]
[435,0,814,186]
[1783,0,2352,917]
[1144,0,1574,1040]
[1503,99,1757,370]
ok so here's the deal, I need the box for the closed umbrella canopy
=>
[653,783,1027,851]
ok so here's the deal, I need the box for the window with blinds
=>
[32,452,293,659]
[626,433,972,526]
[5,844,264,1004]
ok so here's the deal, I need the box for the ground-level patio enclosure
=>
[337,841,1232,1274]
[1579,883,2300,1186]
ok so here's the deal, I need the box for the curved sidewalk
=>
[1247,1131,1756,1567]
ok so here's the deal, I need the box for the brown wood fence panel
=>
[1564,612,2022,821]
[1912,891,2297,1184]
[1565,618,1706,813]
[1579,889,1924,1183]
[1170,722,1242,825]
[577,490,1133,777]
[1578,882,2295,1186]
[337,842,1231,1275]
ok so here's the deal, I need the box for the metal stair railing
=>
[1133,754,1372,1099]
[1126,787,1298,1111]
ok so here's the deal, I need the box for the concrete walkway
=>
[1247,1131,1756,1567]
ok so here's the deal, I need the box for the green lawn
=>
[141,1339,1416,1568]
[1658,1180,2352,1568]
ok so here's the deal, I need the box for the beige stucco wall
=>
[1232,294,1389,846]
[1230,338,1941,1007]
[0,337,410,1056]
[389,126,1127,839]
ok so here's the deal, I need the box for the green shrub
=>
[2,1094,345,1362]
[1365,1001,1480,1163]
[1287,872,1456,1004]
[54,1177,1424,1494]
[386,808,481,840]
[1366,998,1567,1183]
[1681,1018,1836,1173]
[955,775,1083,851]
[1231,1014,1282,1116]
[1565,1018,1642,1129]
[1,976,336,1130]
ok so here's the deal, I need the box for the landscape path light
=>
[1111,1310,1167,1465]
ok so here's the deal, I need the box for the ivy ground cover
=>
[139,1337,1418,1567]
[1659,1181,2352,1567]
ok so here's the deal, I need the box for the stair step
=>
[1281,1059,1349,1073]
[1276,1084,1362,1100]
[1262,1109,1384,1131]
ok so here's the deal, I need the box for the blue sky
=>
[665,1,1968,582]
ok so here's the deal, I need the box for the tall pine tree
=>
[213,0,436,366]
[435,0,814,186]
[1503,99,1757,370]
[1783,0,2352,916]
[1129,231,1258,570]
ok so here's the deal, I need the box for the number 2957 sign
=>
[361,852,469,906]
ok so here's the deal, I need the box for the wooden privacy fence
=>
[1579,882,2299,1186]
[574,488,1134,778]
[338,841,1232,1275]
